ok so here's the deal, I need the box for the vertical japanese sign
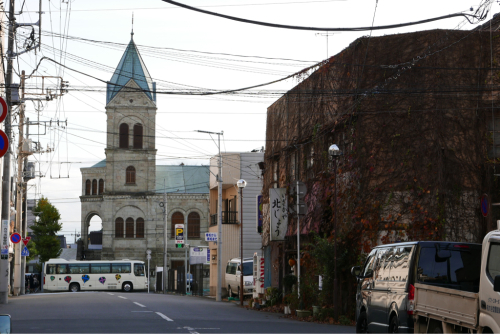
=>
[256,195,263,233]
[1,220,8,259]
[270,188,288,241]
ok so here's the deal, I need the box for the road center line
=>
[156,312,173,321]
[133,302,146,307]
[118,296,127,299]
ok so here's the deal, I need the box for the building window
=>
[115,218,124,238]
[133,123,143,149]
[119,123,129,148]
[125,218,134,238]
[188,212,200,238]
[171,212,184,238]
[85,180,91,195]
[99,179,104,194]
[136,218,144,238]
[92,179,97,195]
[126,166,136,184]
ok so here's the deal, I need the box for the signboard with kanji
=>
[205,232,217,242]
[270,188,288,241]
[256,195,263,233]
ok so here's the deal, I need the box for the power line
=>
[162,0,483,32]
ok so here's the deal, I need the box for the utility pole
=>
[162,179,167,294]
[196,130,223,301]
[15,70,25,295]
[0,0,16,304]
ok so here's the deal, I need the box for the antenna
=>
[131,12,134,38]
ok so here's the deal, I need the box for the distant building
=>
[79,32,209,270]
[207,152,264,296]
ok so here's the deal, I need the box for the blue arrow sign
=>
[21,246,29,257]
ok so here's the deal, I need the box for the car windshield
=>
[242,262,252,276]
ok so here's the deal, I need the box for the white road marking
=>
[107,293,114,295]
[184,326,200,334]
[133,302,146,307]
[156,312,173,321]
[118,296,127,299]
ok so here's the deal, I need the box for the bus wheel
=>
[69,283,80,292]
[122,282,133,292]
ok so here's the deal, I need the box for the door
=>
[387,246,413,331]
[358,250,376,322]
[481,241,500,330]
[45,264,58,291]
[368,247,392,332]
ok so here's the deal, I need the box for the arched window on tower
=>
[188,212,200,238]
[136,218,144,238]
[133,123,143,149]
[119,123,129,148]
[115,218,124,238]
[99,179,104,194]
[92,179,97,195]
[171,212,184,238]
[126,166,136,184]
[85,180,91,195]
[125,217,134,238]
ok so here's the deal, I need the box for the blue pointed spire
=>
[106,37,156,104]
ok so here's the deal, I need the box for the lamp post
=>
[328,144,341,321]
[237,179,247,306]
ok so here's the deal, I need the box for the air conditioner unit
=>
[21,139,35,154]
[24,162,35,181]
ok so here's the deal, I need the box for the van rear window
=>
[417,246,481,292]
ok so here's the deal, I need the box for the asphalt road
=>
[0,291,355,333]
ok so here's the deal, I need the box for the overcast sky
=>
[12,0,494,241]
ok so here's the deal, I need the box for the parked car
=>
[225,257,253,297]
[351,240,482,333]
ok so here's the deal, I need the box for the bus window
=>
[91,264,111,274]
[68,264,90,274]
[47,264,56,275]
[56,264,68,274]
[134,264,145,276]
[112,264,131,273]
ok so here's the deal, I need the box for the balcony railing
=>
[210,211,239,226]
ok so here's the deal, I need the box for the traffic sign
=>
[0,130,9,159]
[10,233,21,244]
[175,224,184,244]
[481,194,489,217]
[146,254,151,260]
[0,97,7,123]
[21,246,29,257]
[176,244,184,248]
[22,236,31,246]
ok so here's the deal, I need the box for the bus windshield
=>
[134,263,145,276]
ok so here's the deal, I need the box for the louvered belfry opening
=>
[119,123,129,148]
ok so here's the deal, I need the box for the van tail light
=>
[407,284,415,315]
[43,276,45,285]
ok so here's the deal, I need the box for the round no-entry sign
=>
[0,130,8,159]
[481,194,489,217]
[0,97,7,124]
[10,233,21,244]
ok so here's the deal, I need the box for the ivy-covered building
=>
[261,26,500,316]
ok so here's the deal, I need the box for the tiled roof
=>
[106,36,155,104]
[156,165,209,194]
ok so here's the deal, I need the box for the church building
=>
[79,33,209,274]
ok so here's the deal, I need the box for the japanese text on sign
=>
[205,232,217,242]
[175,224,184,244]
[270,188,288,241]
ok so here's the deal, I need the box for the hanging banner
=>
[270,188,288,241]
[256,195,263,233]
[1,220,8,259]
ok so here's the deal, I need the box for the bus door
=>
[45,263,58,291]
[55,264,68,290]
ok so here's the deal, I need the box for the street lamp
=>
[237,179,247,306]
[328,144,341,321]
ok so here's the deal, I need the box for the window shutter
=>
[136,218,144,238]
[115,218,124,238]
[125,218,134,238]
[119,123,129,148]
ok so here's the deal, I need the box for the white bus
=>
[43,259,147,292]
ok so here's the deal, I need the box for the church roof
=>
[156,165,209,194]
[106,36,155,104]
[90,159,106,168]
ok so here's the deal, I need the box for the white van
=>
[225,257,253,297]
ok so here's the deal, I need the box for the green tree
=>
[30,197,62,263]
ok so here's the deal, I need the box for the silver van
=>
[225,257,253,297]
[351,241,482,333]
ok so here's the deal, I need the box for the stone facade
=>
[79,36,209,271]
